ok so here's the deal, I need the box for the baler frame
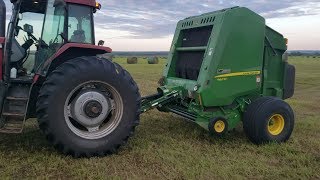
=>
[141,7,295,143]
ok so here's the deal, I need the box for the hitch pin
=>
[151,102,159,107]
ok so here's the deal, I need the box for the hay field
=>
[0,56,319,179]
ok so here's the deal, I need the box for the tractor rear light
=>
[96,2,101,10]
[284,38,288,45]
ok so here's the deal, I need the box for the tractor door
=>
[34,0,66,73]
[36,1,96,76]
[13,12,44,74]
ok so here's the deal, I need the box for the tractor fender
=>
[36,43,112,81]
[29,44,112,117]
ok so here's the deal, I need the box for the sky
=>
[4,0,320,51]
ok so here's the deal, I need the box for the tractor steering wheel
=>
[37,39,49,49]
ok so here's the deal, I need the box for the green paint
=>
[142,7,293,133]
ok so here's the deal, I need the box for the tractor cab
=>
[8,0,98,78]
[0,0,114,137]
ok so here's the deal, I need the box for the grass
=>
[0,56,319,179]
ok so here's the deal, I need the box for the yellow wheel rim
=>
[268,114,285,136]
[214,120,225,133]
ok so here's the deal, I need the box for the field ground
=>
[0,56,319,179]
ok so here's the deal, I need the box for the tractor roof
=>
[65,0,96,7]
[20,0,47,14]
[19,0,96,14]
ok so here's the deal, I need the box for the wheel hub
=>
[64,81,124,140]
[84,100,103,118]
[268,114,285,136]
[70,91,111,128]
[214,120,225,133]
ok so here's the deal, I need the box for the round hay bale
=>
[147,56,159,64]
[127,57,138,64]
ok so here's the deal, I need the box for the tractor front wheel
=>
[36,57,141,157]
[243,97,294,144]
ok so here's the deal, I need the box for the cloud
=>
[95,0,320,38]
[3,0,320,39]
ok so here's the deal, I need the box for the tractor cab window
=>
[41,1,66,48]
[12,12,44,72]
[68,5,94,44]
[35,0,65,72]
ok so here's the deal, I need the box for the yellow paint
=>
[198,94,203,106]
[215,71,261,78]
[217,78,228,81]
[268,114,285,136]
[214,120,225,133]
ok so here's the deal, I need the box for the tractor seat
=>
[70,30,86,43]
[10,38,34,64]
[10,38,27,63]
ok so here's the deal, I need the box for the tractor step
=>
[0,121,24,133]
[0,83,31,134]
[0,115,24,134]
[10,76,33,84]
[2,112,25,117]
[6,96,29,101]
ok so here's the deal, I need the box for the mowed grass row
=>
[0,57,319,179]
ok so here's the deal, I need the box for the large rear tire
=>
[243,97,294,144]
[36,57,141,157]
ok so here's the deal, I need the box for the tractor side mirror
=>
[98,40,104,46]
[23,24,34,34]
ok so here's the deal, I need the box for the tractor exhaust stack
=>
[0,0,6,37]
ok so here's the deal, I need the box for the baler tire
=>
[243,97,294,144]
[36,57,141,157]
[208,117,228,137]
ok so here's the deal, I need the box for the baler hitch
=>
[141,90,179,113]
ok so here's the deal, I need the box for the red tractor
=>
[0,0,141,157]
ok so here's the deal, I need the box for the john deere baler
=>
[142,7,295,144]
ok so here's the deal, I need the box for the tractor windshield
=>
[68,4,94,44]
[41,1,65,48]
[34,0,66,72]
